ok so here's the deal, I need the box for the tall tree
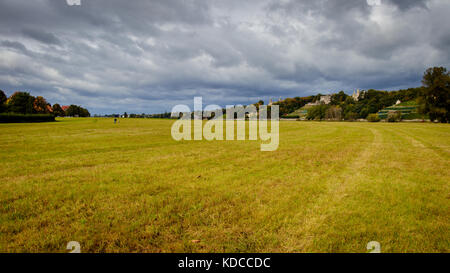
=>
[52,104,65,117]
[6,92,35,114]
[33,96,50,114]
[0,90,6,105]
[0,90,7,113]
[325,106,343,120]
[420,67,450,123]
[65,105,79,117]
[66,104,90,117]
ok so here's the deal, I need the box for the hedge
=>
[283,114,300,119]
[0,113,55,123]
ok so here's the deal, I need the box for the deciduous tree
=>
[33,96,50,114]
[0,90,7,113]
[52,104,65,117]
[6,92,35,114]
[419,67,450,123]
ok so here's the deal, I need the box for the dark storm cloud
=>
[22,28,61,45]
[1,40,28,53]
[388,0,429,10]
[0,0,449,114]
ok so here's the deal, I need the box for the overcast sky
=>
[0,0,449,114]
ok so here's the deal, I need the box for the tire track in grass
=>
[284,126,383,252]
[358,125,449,252]
[389,127,449,160]
[399,133,425,148]
[380,126,449,189]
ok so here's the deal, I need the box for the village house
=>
[306,95,332,106]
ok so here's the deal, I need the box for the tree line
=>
[0,91,90,117]
[271,67,449,123]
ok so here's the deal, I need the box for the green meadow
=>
[0,118,449,253]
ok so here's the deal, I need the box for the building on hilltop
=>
[320,95,331,105]
[352,89,361,101]
[306,95,332,106]
[268,97,282,106]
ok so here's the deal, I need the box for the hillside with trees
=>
[272,67,449,123]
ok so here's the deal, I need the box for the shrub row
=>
[283,114,300,119]
[0,113,55,123]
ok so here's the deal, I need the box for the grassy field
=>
[0,118,449,253]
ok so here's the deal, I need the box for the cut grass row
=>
[0,118,448,252]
